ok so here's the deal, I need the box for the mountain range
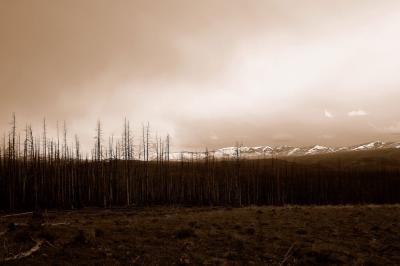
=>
[169,141,400,160]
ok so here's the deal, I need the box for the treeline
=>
[0,114,399,211]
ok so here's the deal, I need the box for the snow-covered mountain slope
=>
[350,141,386,151]
[305,145,334,155]
[167,141,400,160]
[144,141,400,161]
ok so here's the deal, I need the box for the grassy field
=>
[0,205,399,265]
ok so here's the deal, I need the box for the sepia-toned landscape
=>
[1,0,400,265]
[0,116,399,265]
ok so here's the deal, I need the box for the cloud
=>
[1,1,400,150]
[324,110,334,118]
[210,134,219,140]
[381,121,400,134]
[272,133,294,142]
[348,109,368,117]
[369,121,400,135]
[319,134,334,139]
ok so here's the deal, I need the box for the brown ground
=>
[0,205,399,265]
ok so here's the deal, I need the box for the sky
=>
[1,0,400,151]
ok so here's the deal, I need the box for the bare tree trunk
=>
[43,118,47,160]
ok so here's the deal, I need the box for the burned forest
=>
[1,114,399,212]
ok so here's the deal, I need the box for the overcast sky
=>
[1,0,400,151]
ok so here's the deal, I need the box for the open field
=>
[0,205,399,265]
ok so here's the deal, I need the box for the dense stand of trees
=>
[0,115,399,212]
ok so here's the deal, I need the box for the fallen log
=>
[2,239,44,262]
[0,212,33,219]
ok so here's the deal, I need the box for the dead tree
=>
[123,118,131,205]
[63,121,67,159]
[75,134,80,160]
[43,118,47,160]
[95,121,102,161]
[9,113,16,160]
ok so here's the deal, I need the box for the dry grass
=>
[0,205,399,265]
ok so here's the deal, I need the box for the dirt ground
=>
[0,205,399,265]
